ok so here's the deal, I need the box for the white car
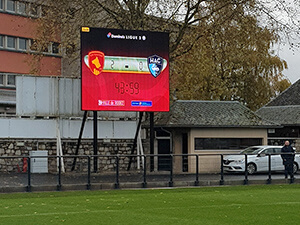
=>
[223,146,299,175]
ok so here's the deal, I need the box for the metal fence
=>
[0,153,298,192]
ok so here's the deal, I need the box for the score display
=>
[81,27,169,111]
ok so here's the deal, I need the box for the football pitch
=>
[0,185,299,225]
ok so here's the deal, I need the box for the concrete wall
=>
[0,117,137,139]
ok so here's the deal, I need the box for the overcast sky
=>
[279,45,300,84]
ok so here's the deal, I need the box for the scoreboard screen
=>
[81,27,169,112]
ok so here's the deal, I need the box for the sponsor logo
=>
[131,101,152,107]
[98,100,125,106]
[106,32,146,41]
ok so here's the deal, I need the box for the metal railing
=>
[0,153,297,192]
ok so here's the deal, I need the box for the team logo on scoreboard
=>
[147,55,164,78]
[87,51,105,75]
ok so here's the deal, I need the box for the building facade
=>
[153,100,279,173]
[0,0,61,115]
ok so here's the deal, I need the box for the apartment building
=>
[0,0,61,114]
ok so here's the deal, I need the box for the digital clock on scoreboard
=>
[81,27,169,112]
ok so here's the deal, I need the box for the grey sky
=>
[279,45,300,84]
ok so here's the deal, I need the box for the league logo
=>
[88,51,105,75]
[147,55,164,78]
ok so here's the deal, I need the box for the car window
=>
[274,148,282,154]
[262,148,274,154]
[241,147,263,154]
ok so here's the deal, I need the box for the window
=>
[29,39,38,51]
[194,138,263,150]
[17,1,26,14]
[52,42,60,54]
[18,38,27,50]
[41,43,49,53]
[274,148,282,154]
[0,74,3,86]
[7,0,16,12]
[7,36,16,49]
[29,3,39,17]
[7,74,16,86]
[0,73,16,88]
[0,0,3,10]
[0,35,3,48]
[1,35,60,56]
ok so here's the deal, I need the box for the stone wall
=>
[0,139,140,173]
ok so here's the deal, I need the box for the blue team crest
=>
[147,55,164,78]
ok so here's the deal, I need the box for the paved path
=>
[0,172,298,193]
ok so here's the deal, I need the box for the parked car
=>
[223,146,299,175]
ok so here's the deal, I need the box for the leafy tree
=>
[173,6,290,110]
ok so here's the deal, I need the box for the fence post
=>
[87,156,91,190]
[195,155,199,186]
[220,155,224,185]
[290,152,295,184]
[27,156,31,192]
[57,156,62,191]
[244,154,248,185]
[267,154,272,184]
[143,155,147,188]
[169,155,173,187]
[115,156,120,189]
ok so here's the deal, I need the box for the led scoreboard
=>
[81,27,169,112]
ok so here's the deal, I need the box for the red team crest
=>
[88,51,105,75]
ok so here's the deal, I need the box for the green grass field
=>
[0,184,300,225]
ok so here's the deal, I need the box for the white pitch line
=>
[0,210,118,218]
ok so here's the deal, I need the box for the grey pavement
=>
[0,171,298,193]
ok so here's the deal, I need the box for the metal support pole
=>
[143,155,147,188]
[291,153,295,184]
[150,112,154,171]
[115,156,120,189]
[169,155,173,187]
[93,111,98,172]
[195,155,199,186]
[57,156,62,191]
[220,155,224,185]
[87,156,91,190]
[244,154,248,185]
[27,157,31,192]
[72,111,88,171]
[267,154,272,184]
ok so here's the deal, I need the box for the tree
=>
[33,0,297,109]
[173,4,290,110]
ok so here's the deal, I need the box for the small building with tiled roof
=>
[256,79,300,148]
[152,100,279,173]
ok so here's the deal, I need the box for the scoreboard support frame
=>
[72,111,156,173]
